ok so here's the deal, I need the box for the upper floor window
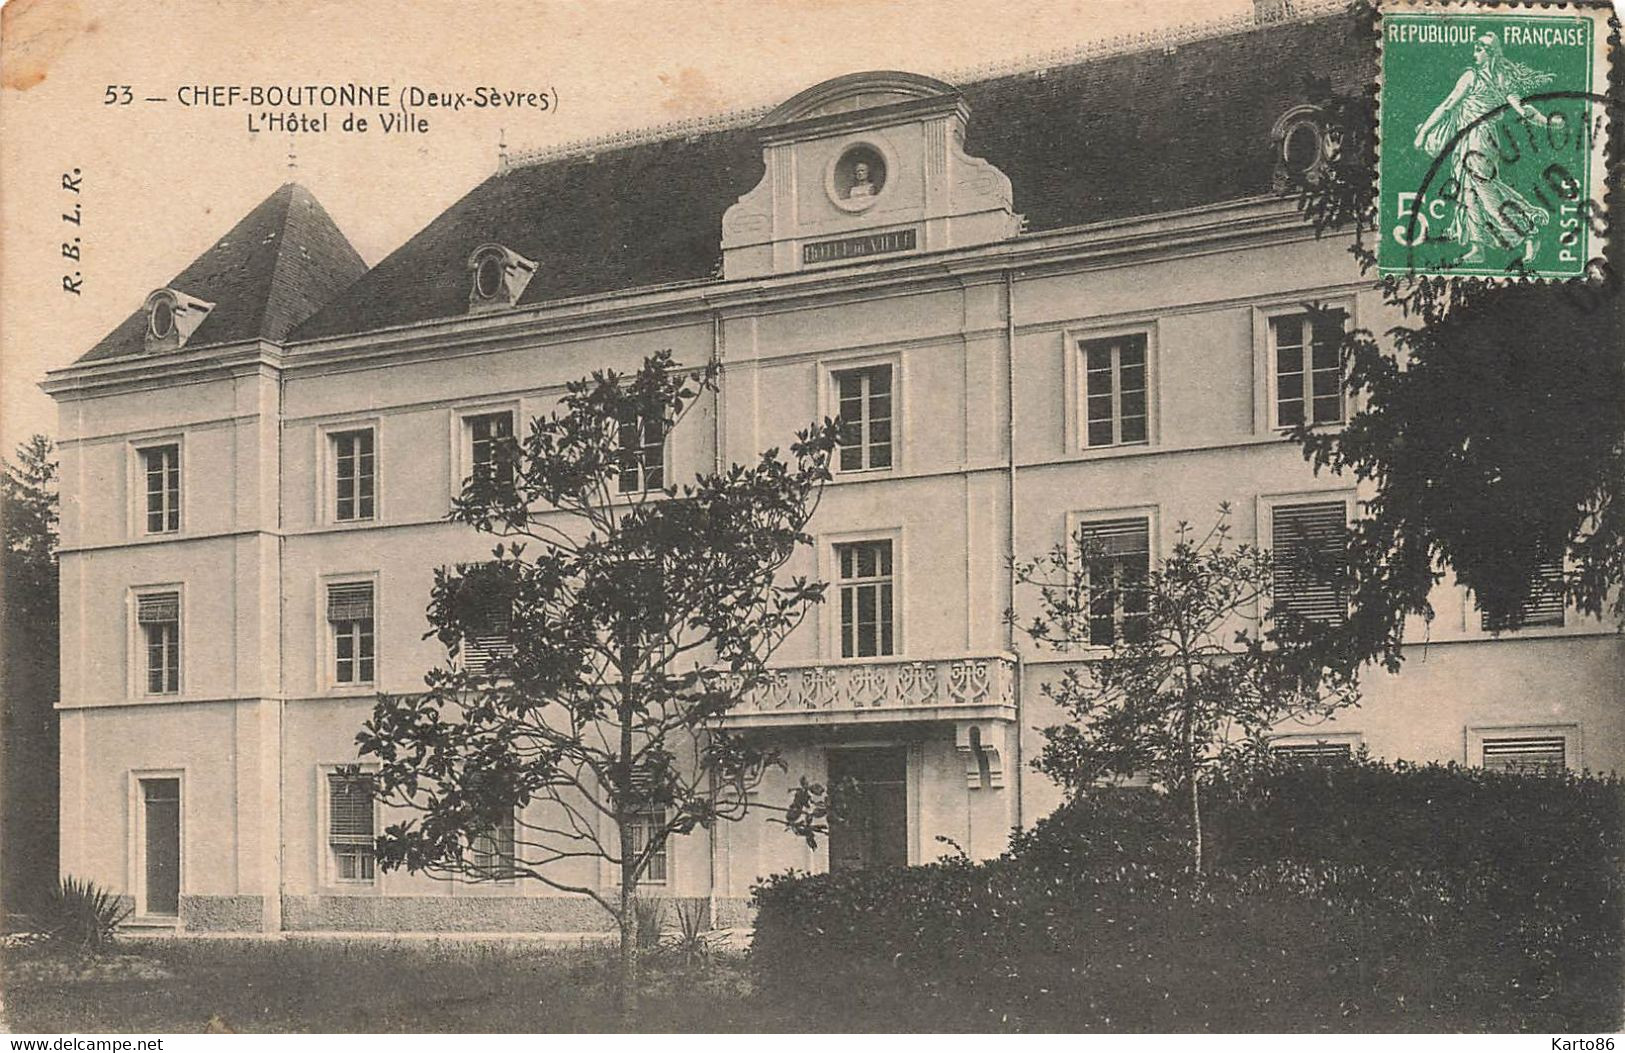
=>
[836,540,894,658]
[467,411,516,491]
[617,416,665,494]
[1481,558,1565,632]
[835,365,893,472]
[326,771,377,883]
[327,581,375,685]
[332,429,376,521]
[1270,501,1349,624]
[136,591,181,695]
[1076,518,1150,647]
[1080,335,1148,448]
[1271,311,1346,429]
[460,566,517,676]
[140,445,180,534]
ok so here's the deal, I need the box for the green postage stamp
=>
[1378,0,1614,280]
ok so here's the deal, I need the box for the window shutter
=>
[327,582,374,622]
[1272,502,1348,621]
[137,592,180,624]
[1271,741,1353,762]
[327,774,375,843]
[1482,560,1565,631]
[463,632,516,675]
[1482,736,1566,774]
[1077,518,1150,558]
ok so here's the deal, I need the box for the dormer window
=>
[142,289,215,353]
[467,244,537,312]
[149,298,175,340]
[1271,105,1333,190]
[474,255,505,300]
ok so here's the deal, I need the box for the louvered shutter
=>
[463,631,515,675]
[1271,741,1353,763]
[1077,519,1150,646]
[326,582,374,622]
[327,774,375,844]
[459,567,516,674]
[1272,502,1348,622]
[1078,518,1150,558]
[1482,560,1565,631]
[1482,736,1566,774]
[136,592,180,624]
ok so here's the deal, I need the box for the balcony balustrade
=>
[719,652,1017,729]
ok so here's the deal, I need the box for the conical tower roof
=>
[77,183,367,363]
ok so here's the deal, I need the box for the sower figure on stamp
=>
[1414,31,1555,265]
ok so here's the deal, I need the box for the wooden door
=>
[827,747,908,871]
[141,778,180,916]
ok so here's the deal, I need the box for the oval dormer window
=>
[149,297,176,340]
[466,244,536,313]
[1284,122,1323,174]
[1271,105,1332,190]
[474,254,505,301]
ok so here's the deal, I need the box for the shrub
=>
[751,762,1625,1032]
[660,898,722,969]
[34,877,130,955]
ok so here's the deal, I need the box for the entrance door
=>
[141,778,180,916]
[826,747,908,871]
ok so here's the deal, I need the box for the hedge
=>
[751,762,1625,1032]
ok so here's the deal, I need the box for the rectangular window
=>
[141,445,180,533]
[835,365,894,472]
[468,412,515,491]
[1482,735,1566,775]
[1080,335,1148,448]
[1271,501,1349,624]
[462,573,515,676]
[1076,518,1150,647]
[136,592,181,695]
[628,808,668,885]
[333,429,376,521]
[836,540,894,658]
[1272,311,1345,428]
[326,772,376,882]
[470,810,516,878]
[617,416,665,494]
[1270,741,1354,763]
[1481,559,1565,631]
[327,582,376,685]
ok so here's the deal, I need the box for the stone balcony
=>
[719,653,1017,730]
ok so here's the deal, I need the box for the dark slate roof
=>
[77,183,366,363]
[287,10,1367,342]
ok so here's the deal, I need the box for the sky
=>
[0,0,1261,455]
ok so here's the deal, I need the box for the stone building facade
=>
[44,8,1622,932]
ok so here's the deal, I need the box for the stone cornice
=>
[42,340,284,400]
[46,197,1343,398]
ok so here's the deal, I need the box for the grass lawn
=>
[2,938,808,1034]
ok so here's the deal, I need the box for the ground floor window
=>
[627,808,668,885]
[1481,735,1568,774]
[470,810,516,879]
[327,772,377,883]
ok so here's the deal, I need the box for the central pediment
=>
[722,71,1019,279]
[760,71,962,129]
